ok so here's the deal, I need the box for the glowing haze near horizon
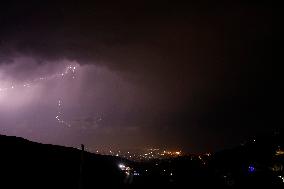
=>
[1,56,193,152]
[0,57,151,150]
[0,1,274,153]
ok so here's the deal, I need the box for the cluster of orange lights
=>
[160,151,182,156]
[276,149,284,156]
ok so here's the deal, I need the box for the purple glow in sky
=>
[1,56,179,151]
[0,1,275,153]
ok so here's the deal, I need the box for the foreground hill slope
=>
[0,135,125,188]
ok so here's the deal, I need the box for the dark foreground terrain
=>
[0,133,283,188]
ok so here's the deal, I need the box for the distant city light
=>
[276,149,284,156]
[248,165,256,173]
[278,176,284,183]
[134,172,140,176]
[87,148,190,161]
[118,164,125,170]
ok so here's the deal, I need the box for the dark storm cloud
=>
[0,1,274,152]
[0,1,273,101]
[0,1,271,66]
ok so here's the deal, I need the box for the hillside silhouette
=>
[1,133,283,188]
[0,135,125,188]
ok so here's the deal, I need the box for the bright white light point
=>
[118,164,125,170]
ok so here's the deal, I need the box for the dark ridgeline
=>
[0,133,283,188]
[208,132,284,188]
[0,135,125,188]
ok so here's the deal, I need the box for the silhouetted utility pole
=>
[79,144,84,189]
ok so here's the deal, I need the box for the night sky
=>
[0,1,275,152]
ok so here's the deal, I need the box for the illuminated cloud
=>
[0,1,274,152]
